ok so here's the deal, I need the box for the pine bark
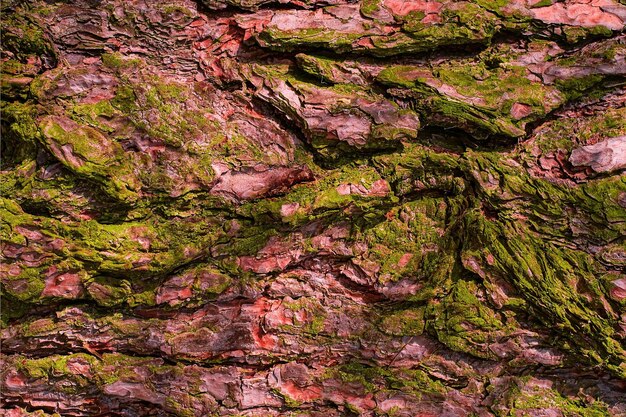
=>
[1,0,626,415]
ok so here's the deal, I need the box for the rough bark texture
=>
[1,0,626,416]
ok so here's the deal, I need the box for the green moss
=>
[41,119,116,164]
[248,67,418,158]
[258,27,363,54]
[327,362,447,397]
[459,166,626,377]
[272,388,303,408]
[579,176,626,227]
[377,56,564,138]
[331,363,377,393]
[16,353,98,384]
[258,2,500,57]
[159,4,194,17]
[1,197,231,299]
[238,162,397,232]
[101,53,143,71]
[0,9,55,59]
[70,100,118,133]
[29,71,58,101]
[283,297,327,334]
[380,306,425,336]
[164,398,195,417]
[356,197,449,284]
[2,269,46,302]
[295,54,341,84]
[555,74,605,101]
[0,102,41,168]
[563,25,613,44]
[21,318,57,336]
[111,84,138,114]
[38,116,140,202]
[86,276,133,306]
[377,66,425,88]
[528,0,552,7]
[498,377,611,416]
[438,65,545,108]
[0,294,35,325]
[105,68,270,177]
[403,2,499,43]
[360,0,381,17]
[425,279,513,359]
[0,59,30,75]
[470,0,511,13]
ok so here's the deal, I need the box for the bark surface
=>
[1,0,626,416]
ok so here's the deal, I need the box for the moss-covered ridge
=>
[240,0,626,56]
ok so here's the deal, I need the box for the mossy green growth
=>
[86,276,133,307]
[12,352,195,402]
[1,73,35,101]
[272,388,302,408]
[0,200,53,302]
[403,2,500,43]
[0,9,55,59]
[437,65,549,112]
[461,203,626,377]
[357,198,448,283]
[40,117,118,164]
[0,294,35,325]
[160,4,193,16]
[21,318,60,337]
[562,25,613,44]
[425,279,513,359]
[70,217,219,276]
[295,53,344,85]
[111,76,193,148]
[327,362,447,397]
[39,117,140,203]
[519,106,626,157]
[0,59,33,75]
[70,100,119,134]
[577,175,626,230]
[150,263,233,306]
[283,297,327,334]
[469,0,511,14]
[1,266,47,302]
[258,2,500,57]
[0,102,41,169]
[105,66,282,178]
[497,377,611,416]
[371,142,466,199]
[258,27,364,54]
[378,59,563,138]
[380,306,425,336]
[1,197,231,296]
[101,52,143,71]
[261,73,419,158]
[15,353,99,390]
[360,0,381,17]
[238,163,396,229]
[554,74,605,101]
[528,0,552,7]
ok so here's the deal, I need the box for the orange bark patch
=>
[281,380,323,402]
[383,0,442,16]
[42,270,84,299]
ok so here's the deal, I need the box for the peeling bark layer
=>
[1,0,626,416]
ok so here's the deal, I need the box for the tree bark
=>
[1,0,626,415]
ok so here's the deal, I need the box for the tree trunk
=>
[1,0,626,415]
